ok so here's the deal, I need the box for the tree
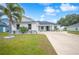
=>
[0,3,24,33]
[57,14,79,26]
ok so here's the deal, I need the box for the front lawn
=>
[0,33,57,55]
[68,31,79,35]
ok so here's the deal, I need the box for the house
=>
[19,16,55,32]
[0,22,8,32]
[0,16,55,33]
[67,23,79,31]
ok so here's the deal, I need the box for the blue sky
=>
[16,3,79,23]
[2,3,79,23]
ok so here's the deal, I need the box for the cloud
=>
[44,6,55,13]
[44,6,60,16]
[60,3,78,11]
[40,14,45,18]
[40,14,45,21]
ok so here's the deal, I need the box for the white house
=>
[19,16,55,32]
[0,16,55,33]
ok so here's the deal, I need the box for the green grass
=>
[0,33,57,55]
[68,31,79,35]
[0,32,9,37]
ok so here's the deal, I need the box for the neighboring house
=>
[67,23,79,31]
[0,22,8,32]
[0,16,55,33]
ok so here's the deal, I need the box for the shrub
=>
[19,27,28,33]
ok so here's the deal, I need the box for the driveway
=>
[39,32,79,55]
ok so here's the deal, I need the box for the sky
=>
[1,3,79,23]
[19,3,79,23]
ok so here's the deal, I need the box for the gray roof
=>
[68,23,79,28]
[21,21,55,25]
[37,21,55,25]
[0,22,8,27]
[21,21,36,24]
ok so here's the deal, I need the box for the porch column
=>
[44,26,46,31]
[38,26,40,31]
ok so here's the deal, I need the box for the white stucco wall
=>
[38,24,55,31]
[20,23,28,28]
[51,25,55,31]
[31,22,39,32]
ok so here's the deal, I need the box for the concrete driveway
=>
[39,32,79,55]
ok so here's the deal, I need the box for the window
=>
[28,24,31,29]
[17,24,20,29]
[41,26,44,29]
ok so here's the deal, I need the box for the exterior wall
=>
[38,24,54,32]
[51,25,55,31]
[20,22,55,32]
[31,22,39,32]
[20,23,28,28]
[20,22,39,32]
[0,27,3,32]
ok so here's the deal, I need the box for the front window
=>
[28,24,31,29]
[17,24,20,29]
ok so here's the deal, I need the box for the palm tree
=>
[0,3,24,33]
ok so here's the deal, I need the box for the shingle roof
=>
[68,23,79,27]
[37,21,55,25]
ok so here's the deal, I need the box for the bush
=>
[19,27,28,33]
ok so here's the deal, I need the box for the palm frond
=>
[3,8,10,16]
[12,12,22,23]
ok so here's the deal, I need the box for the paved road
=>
[39,32,79,55]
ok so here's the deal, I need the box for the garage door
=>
[0,27,3,32]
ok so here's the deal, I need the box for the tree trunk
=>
[9,16,13,34]
[9,21,12,34]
